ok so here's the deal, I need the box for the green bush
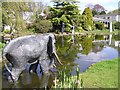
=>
[95,22,104,30]
[3,29,10,34]
[35,20,52,33]
[113,22,120,30]
[0,42,5,49]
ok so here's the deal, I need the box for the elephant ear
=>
[47,36,53,59]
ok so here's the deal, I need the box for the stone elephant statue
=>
[2,33,62,82]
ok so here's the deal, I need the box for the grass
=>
[52,58,118,88]
[80,58,118,88]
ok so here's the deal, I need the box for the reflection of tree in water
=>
[80,35,93,55]
[2,68,54,88]
[112,35,119,41]
[56,35,80,71]
[92,42,104,53]
[95,35,104,40]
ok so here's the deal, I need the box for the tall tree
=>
[50,0,80,32]
[87,4,106,16]
[93,4,106,12]
[2,2,30,33]
[82,7,94,31]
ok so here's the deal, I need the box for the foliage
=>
[82,7,94,31]
[99,11,106,15]
[93,4,106,13]
[81,35,93,55]
[0,42,5,49]
[95,22,104,30]
[92,9,99,16]
[90,4,106,16]
[81,58,118,88]
[2,29,10,34]
[113,22,120,30]
[2,2,50,35]
[2,2,30,32]
[56,35,81,63]
[35,20,52,33]
[108,9,120,14]
[52,66,83,88]
[50,0,81,32]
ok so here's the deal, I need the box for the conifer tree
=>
[82,7,94,31]
[50,0,81,32]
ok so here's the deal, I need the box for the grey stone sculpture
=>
[2,33,62,82]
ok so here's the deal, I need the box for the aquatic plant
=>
[52,65,83,88]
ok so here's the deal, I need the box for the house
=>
[94,13,120,22]
[93,13,120,32]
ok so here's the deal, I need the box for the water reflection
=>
[2,34,119,88]
[56,34,118,73]
[2,66,54,89]
[109,34,112,45]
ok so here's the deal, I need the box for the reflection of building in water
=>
[93,34,120,48]
[92,44,103,53]
[71,35,74,44]
[115,41,120,47]
[108,34,120,47]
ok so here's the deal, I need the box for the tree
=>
[88,4,106,16]
[82,7,94,31]
[93,4,106,13]
[92,9,99,16]
[99,11,106,15]
[2,2,31,34]
[50,0,81,32]
[108,9,120,14]
[35,19,52,33]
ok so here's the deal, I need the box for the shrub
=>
[35,20,52,33]
[95,22,104,30]
[3,29,10,34]
[113,22,120,30]
[0,42,5,49]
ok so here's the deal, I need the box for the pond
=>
[1,34,119,89]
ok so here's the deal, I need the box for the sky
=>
[34,0,119,13]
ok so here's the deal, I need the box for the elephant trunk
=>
[53,52,63,65]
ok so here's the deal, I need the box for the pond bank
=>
[80,58,118,88]
[53,58,118,88]
[54,30,118,36]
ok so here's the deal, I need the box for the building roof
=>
[94,13,119,17]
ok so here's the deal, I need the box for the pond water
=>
[1,34,119,89]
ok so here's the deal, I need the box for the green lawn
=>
[81,58,118,88]
[52,58,118,88]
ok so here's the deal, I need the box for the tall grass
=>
[52,66,83,88]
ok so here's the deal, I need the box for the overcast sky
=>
[34,0,119,13]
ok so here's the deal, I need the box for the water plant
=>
[52,65,83,88]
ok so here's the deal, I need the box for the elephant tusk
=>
[54,52,63,65]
